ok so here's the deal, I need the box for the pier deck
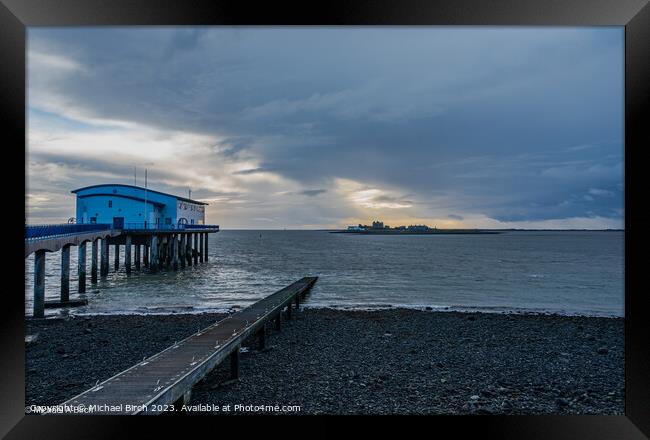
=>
[61,276,318,414]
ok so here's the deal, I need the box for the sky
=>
[26,27,624,229]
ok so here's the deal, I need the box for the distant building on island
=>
[71,184,208,229]
[347,220,436,232]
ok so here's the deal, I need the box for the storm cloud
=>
[26,27,624,228]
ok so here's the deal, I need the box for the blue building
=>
[72,184,208,229]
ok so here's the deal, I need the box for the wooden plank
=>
[60,276,317,414]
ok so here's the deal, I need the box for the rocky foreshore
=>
[26,308,624,414]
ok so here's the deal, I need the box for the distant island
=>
[330,220,501,235]
[328,220,624,235]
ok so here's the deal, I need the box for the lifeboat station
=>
[25,184,220,318]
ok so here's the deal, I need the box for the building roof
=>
[71,184,209,205]
[77,193,166,207]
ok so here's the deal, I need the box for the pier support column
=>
[193,233,198,265]
[179,234,186,269]
[78,242,87,293]
[91,239,98,284]
[204,233,208,262]
[125,235,132,274]
[143,244,149,267]
[199,233,204,263]
[286,302,292,320]
[135,244,141,270]
[100,238,108,278]
[230,346,240,379]
[172,235,179,271]
[34,250,46,318]
[114,244,120,271]
[295,295,300,310]
[60,245,70,302]
[186,233,193,266]
[150,236,159,273]
[166,236,172,269]
[159,236,166,270]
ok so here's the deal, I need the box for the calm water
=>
[25,230,624,317]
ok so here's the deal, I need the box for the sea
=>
[24,230,624,318]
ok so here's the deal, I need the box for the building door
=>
[112,217,124,229]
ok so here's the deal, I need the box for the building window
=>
[90,217,97,224]
[108,200,112,208]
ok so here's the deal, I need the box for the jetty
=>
[25,222,219,318]
[60,277,318,414]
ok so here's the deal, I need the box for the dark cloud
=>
[27,27,624,227]
[298,189,327,197]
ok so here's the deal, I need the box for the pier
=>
[25,223,219,318]
[61,276,318,414]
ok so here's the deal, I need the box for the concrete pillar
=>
[199,233,204,263]
[135,244,141,270]
[204,233,208,262]
[168,237,172,265]
[186,233,193,266]
[286,302,292,319]
[179,234,186,269]
[91,239,98,284]
[100,238,108,278]
[114,244,120,271]
[295,295,300,310]
[78,242,87,293]
[172,234,179,271]
[193,233,198,265]
[60,245,70,302]
[230,346,240,379]
[33,250,46,318]
[143,244,149,267]
[159,236,165,268]
[125,235,132,274]
[150,235,159,273]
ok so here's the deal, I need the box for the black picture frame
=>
[2,0,648,438]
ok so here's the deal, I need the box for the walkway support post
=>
[186,233,193,266]
[78,242,87,293]
[199,233,204,263]
[257,326,266,350]
[135,244,141,270]
[179,234,186,269]
[61,245,70,302]
[143,244,149,267]
[275,313,281,331]
[100,238,108,278]
[172,234,179,271]
[91,239,98,284]
[230,346,240,379]
[150,236,159,273]
[34,250,46,318]
[125,235,132,274]
[114,244,120,271]
[193,233,198,265]
[204,233,208,262]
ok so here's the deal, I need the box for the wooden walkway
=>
[61,276,318,414]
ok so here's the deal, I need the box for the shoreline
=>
[26,308,623,414]
[27,303,624,320]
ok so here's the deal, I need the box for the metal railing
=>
[25,223,112,241]
[183,224,220,230]
[122,223,219,231]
